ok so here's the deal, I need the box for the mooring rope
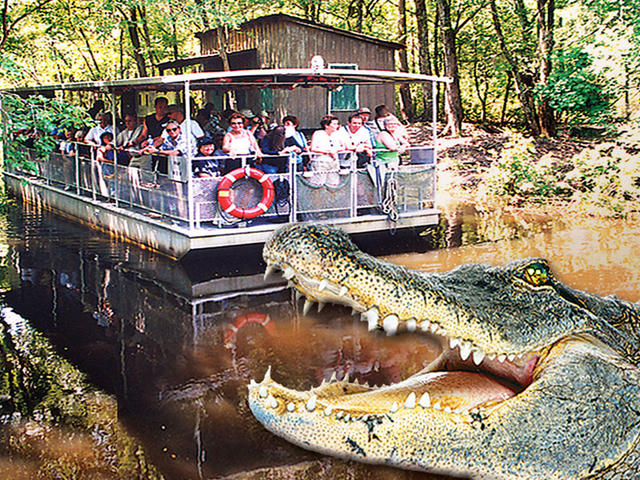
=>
[381,169,399,228]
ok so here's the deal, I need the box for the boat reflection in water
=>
[0,211,444,479]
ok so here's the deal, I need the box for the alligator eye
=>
[523,262,550,287]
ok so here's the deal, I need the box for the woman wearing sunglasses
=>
[222,112,263,171]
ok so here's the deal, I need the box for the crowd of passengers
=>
[48,97,411,183]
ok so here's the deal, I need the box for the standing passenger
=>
[309,115,342,187]
[136,97,170,147]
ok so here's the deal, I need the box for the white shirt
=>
[162,119,204,141]
[334,125,372,151]
[86,124,118,145]
[116,125,143,147]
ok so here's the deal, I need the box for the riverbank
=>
[422,122,640,217]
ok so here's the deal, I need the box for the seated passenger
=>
[375,117,410,169]
[193,136,221,178]
[334,113,373,169]
[309,115,342,187]
[222,113,262,171]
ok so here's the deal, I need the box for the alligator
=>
[248,223,640,480]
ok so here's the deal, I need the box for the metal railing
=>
[5,142,436,229]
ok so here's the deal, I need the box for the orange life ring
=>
[217,167,275,219]
[224,313,276,348]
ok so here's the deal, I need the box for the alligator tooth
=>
[353,378,359,385]
[433,402,442,410]
[498,354,507,363]
[267,395,278,409]
[295,290,302,301]
[430,323,439,334]
[306,394,317,412]
[324,406,332,416]
[336,411,344,419]
[404,392,416,409]
[406,319,417,332]
[317,302,325,312]
[351,307,358,315]
[287,402,295,412]
[287,281,294,288]
[459,342,472,361]
[264,265,277,281]
[259,386,269,398]
[449,337,461,349]
[342,372,349,383]
[488,353,496,361]
[303,299,313,315]
[444,406,452,413]
[340,286,348,297]
[263,366,272,383]
[330,372,337,383]
[472,349,485,366]
[383,315,399,336]
[249,379,257,387]
[364,308,379,331]
[420,321,431,331]
[419,392,431,408]
[283,267,295,280]
[320,379,327,387]
[389,402,399,413]
[344,414,351,422]
[508,354,516,362]
[318,279,328,291]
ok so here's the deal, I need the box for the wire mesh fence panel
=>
[295,171,352,219]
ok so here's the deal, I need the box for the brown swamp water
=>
[1,201,639,480]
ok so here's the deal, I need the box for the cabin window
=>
[260,88,273,113]
[329,64,358,111]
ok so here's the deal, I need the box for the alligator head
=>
[248,223,640,479]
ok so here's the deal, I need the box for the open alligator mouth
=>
[254,261,544,421]
[248,224,640,479]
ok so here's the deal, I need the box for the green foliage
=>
[536,47,613,123]
[564,143,640,216]
[467,132,640,216]
[0,93,90,169]
[476,134,568,203]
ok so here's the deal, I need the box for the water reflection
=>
[1,201,640,479]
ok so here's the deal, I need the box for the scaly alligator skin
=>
[248,223,640,480]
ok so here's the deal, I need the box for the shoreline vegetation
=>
[423,122,640,219]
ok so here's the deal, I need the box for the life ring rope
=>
[217,167,275,219]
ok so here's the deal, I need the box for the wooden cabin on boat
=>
[157,14,404,128]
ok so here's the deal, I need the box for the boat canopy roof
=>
[7,68,452,95]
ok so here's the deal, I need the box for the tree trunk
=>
[436,0,463,136]
[216,25,236,109]
[122,6,147,77]
[397,0,415,121]
[500,72,512,125]
[415,0,433,120]
[536,0,555,136]
[489,0,540,135]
